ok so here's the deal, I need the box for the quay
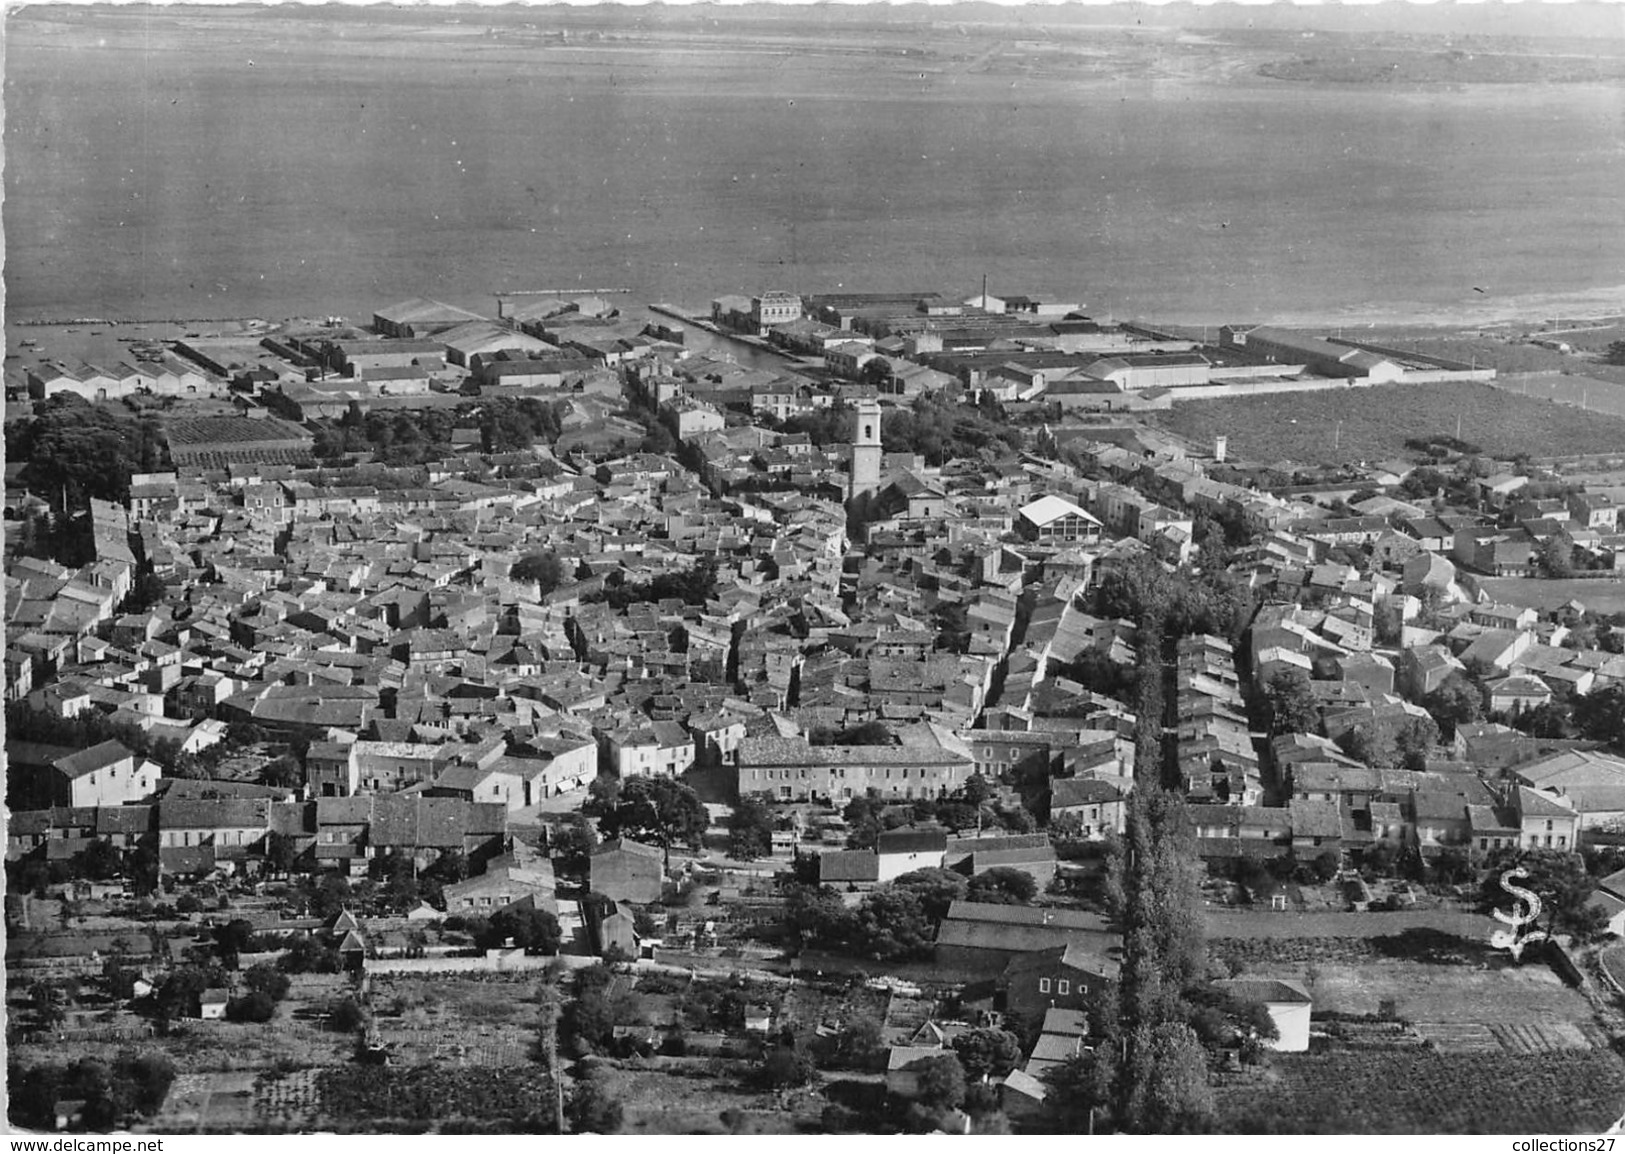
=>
[648,302,800,361]
[16,316,271,328]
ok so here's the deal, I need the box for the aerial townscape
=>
[8,0,1625,1141]
[8,280,1625,1136]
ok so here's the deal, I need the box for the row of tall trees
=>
[1049,556,1264,1133]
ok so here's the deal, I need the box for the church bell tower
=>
[849,399,883,502]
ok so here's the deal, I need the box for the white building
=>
[1215,977,1313,1051]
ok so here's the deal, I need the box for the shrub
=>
[225,991,276,1023]
[328,996,366,1033]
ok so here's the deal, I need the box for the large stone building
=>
[735,734,975,803]
[47,741,159,808]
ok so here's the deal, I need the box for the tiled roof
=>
[159,798,271,829]
[52,740,135,779]
[1215,977,1312,1005]
[819,850,880,883]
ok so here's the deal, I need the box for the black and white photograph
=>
[5,0,1625,1137]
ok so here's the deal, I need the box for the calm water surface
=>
[6,10,1624,328]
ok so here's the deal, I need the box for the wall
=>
[365,950,556,976]
[1267,1001,1313,1052]
[1153,369,1496,405]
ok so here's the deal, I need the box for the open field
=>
[1204,910,1494,940]
[1216,1049,1625,1133]
[1477,576,1625,615]
[1306,958,1596,1033]
[1154,381,1625,467]
[1490,373,1625,422]
[1215,932,1614,1058]
[1375,333,1625,387]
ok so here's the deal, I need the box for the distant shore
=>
[1243,286,1625,334]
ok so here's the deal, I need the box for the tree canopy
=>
[592,776,709,867]
[1423,674,1483,741]
[1481,847,1605,941]
[510,552,566,594]
[727,794,775,861]
[965,866,1038,906]
[950,1027,1023,1081]
[1261,669,1320,737]
[6,396,165,512]
[892,868,969,922]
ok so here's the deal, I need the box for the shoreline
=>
[13,280,1625,343]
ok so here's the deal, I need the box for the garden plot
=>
[253,1067,322,1130]
[367,973,541,1064]
[147,1070,259,1132]
[601,1062,822,1135]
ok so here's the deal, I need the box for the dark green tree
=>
[727,793,775,861]
[1336,723,1395,769]
[754,1045,818,1089]
[891,867,969,922]
[1423,674,1483,741]
[225,991,276,1023]
[847,887,934,962]
[1536,533,1576,579]
[1573,684,1625,752]
[597,776,709,869]
[511,552,566,594]
[966,866,1038,906]
[243,962,291,1002]
[483,905,563,955]
[212,918,255,967]
[1483,847,1606,941]
[1118,1022,1215,1134]
[1394,715,1440,771]
[782,883,853,952]
[950,1027,1023,1081]
[567,1070,623,1133]
[908,1053,967,1112]
[30,981,66,1030]
[1042,1050,1116,1133]
[1261,669,1319,737]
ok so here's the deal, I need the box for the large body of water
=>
[7,8,1625,331]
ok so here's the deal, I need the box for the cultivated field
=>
[1153,381,1625,467]
[1602,943,1625,995]
[1217,1049,1625,1133]
[365,974,545,1067]
[1477,576,1625,616]
[598,1061,824,1135]
[1491,373,1625,421]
